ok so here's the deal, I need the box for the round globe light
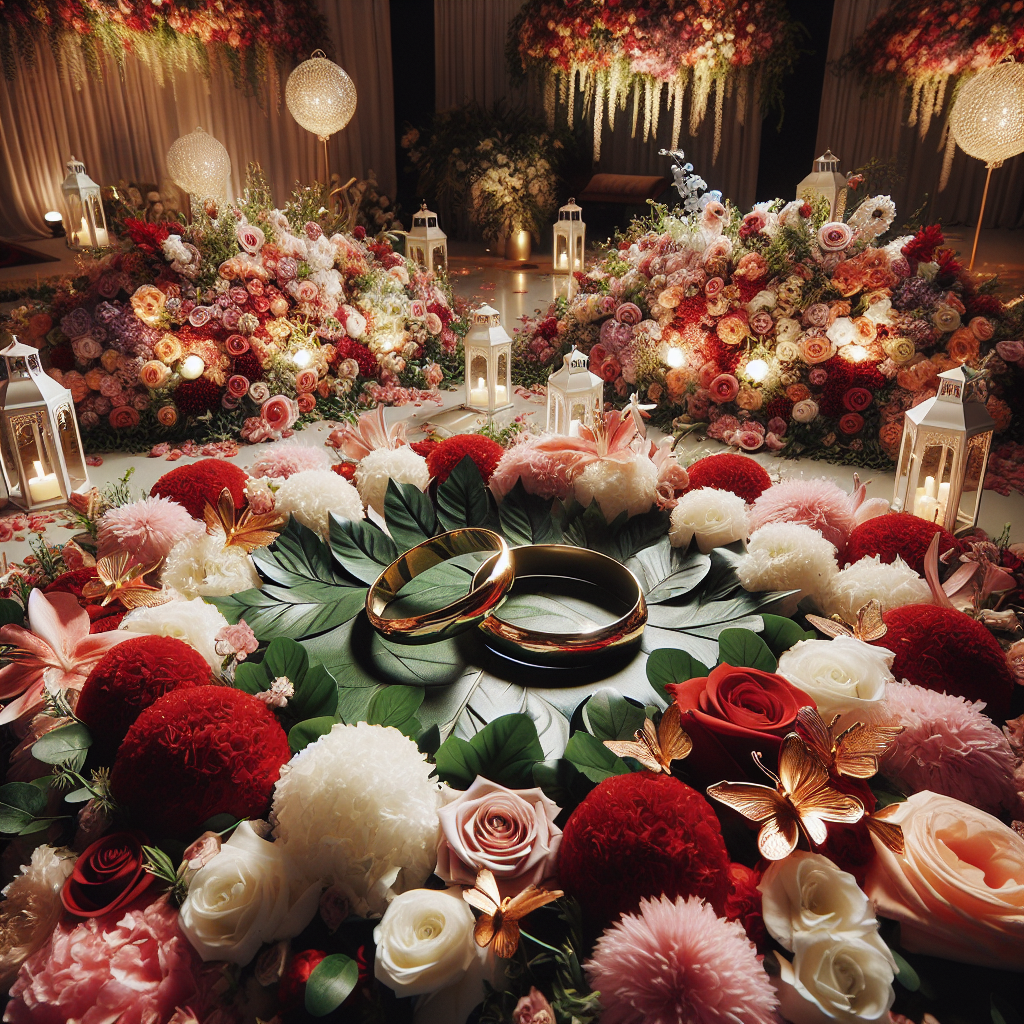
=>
[950,62,1024,167]
[179,355,205,380]
[166,127,231,203]
[745,358,769,382]
[286,52,358,141]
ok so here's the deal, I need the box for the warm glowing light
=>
[179,355,205,380]
[44,211,63,223]
[665,347,684,368]
[745,358,769,383]
[846,344,868,362]
[293,349,313,368]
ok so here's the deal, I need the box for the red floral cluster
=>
[426,433,506,484]
[150,457,248,519]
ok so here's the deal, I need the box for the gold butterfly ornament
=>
[203,488,285,553]
[603,703,692,774]
[81,551,166,610]
[804,598,887,642]
[796,707,903,781]
[461,868,563,959]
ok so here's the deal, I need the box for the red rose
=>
[839,412,864,435]
[61,832,153,917]
[667,664,814,785]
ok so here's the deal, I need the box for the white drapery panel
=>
[817,0,1023,229]
[0,0,396,240]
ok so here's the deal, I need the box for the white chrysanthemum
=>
[355,447,430,517]
[738,523,837,605]
[573,457,659,523]
[669,487,748,552]
[120,596,229,671]
[161,530,261,599]
[271,722,442,918]
[825,555,932,622]
[274,469,363,538]
[847,195,897,241]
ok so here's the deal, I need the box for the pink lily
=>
[326,406,408,460]
[849,473,891,526]
[649,438,690,509]
[0,590,139,728]
[922,532,1014,612]
[533,409,644,479]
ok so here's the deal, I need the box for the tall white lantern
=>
[891,366,994,533]
[0,340,89,511]
[464,304,513,416]
[406,204,447,275]
[60,157,110,250]
[553,198,585,273]
[797,150,848,220]
[166,127,231,206]
[546,346,604,434]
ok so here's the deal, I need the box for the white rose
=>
[863,297,892,324]
[759,851,878,951]
[775,933,896,1024]
[826,317,859,348]
[791,399,819,424]
[179,821,320,965]
[777,636,893,720]
[776,317,802,345]
[746,289,777,312]
[669,487,748,552]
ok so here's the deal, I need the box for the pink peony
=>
[248,444,330,479]
[490,437,574,503]
[97,495,202,564]
[709,373,740,404]
[514,987,555,1024]
[586,894,778,1024]
[214,621,259,661]
[748,477,859,561]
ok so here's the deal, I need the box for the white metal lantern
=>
[406,203,447,275]
[546,346,604,434]
[464,304,513,415]
[797,150,848,219]
[891,366,994,533]
[553,198,586,273]
[0,340,89,511]
[166,127,231,206]
[60,157,110,250]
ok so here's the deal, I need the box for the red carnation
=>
[558,772,731,928]
[334,337,379,378]
[44,568,126,633]
[151,458,248,519]
[123,217,170,256]
[724,862,766,949]
[901,224,944,264]
[409,439,439,459]
[111,687,291,839]
[426,434,506,484]
[231,349,262,381]
[173,378,224,417]
[683,452,772,503]
[75,635,212,762]
[844,512,957,574]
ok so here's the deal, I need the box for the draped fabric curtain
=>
[433,0,761,210]
[0,0,396,241]
[817,0,1023,229]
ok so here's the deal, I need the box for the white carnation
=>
[274,469,363,538]
[119,596,228,671]
[573,456,659,523]
[271,723,443,918]
[161,529,261,599]
[738,522,837,605]
[669,487,748,552]
[355,446,430,517]
[825,555,932,622]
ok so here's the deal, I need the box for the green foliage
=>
[305,954,360,1017]
[717,628,777,672]
[31,722,92,773]
[563,731,630,783]
[435,714,544,790]
[646,648,710,701]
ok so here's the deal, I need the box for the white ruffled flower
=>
[161,530,261,599]
[791,399,819,424]
[119,596,228,671]
[669,487,748,552]
[179,821,320,965]
[825,555,932,621]
[272,723,442,918]
[776,318,802,345]
[573,456,659,523]
[274,469,363,539]
[826,317,860,349]
[738,523,837,605]
[355,446,431,517]
[847,196,897,241]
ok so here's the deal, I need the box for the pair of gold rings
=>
[365,528,647,666]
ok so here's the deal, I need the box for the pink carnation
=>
[586,894,777,1024]
[489,438,573,503]
[97,495,203,563]
[248,444,330,479]
[881,681,1021,817]
[748,477,857,561]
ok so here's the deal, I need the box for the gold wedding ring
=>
[366,528,513,644]
[471,544,647,665]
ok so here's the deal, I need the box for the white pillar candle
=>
[28,460,61,503]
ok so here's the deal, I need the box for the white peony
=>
[119,596,228,671]
[271,723,442,918]
[179,821,319,965]
[825,555,932,621]
[573,456,659,523]
[160,529,261,599]
[776,317,802,345]
[355,446,430,517]
[738,523,837,606]
[273,468,363,539]
[669,487,748,552]
[777,636,894,721]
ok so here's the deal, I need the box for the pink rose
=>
[72,337,103,362]
[792,398,819,423]
[188,306,213,328]
[768,416,788,436]
[292,280,319,304]
[765,431,786,450]
[817,222,853,252]
[735,428,764,451]
[701,201,728,233]
[294,369,319,394]
[423,362,444,388]
[734,252,768,280]
[226,375,250,399]
[437,778,561,898]
[225,334,250,356]
[615,302,642,326]
[248,381,271,404]
[409,299,426,319]
[601,357,622,383]
[995,340,1024,364]
[236,224,266,254]
[215,621,258,659]
[139,360,170,389]
[709,373,740,404]
[704,276,724,299]
[297,393,316,414]
[969,316,994,342]
[514,987,556,1024]
[749,310,774,336]
[261,395,299,433]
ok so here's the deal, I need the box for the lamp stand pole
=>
[969,162,996,272]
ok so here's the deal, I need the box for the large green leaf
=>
[434,713,544,789]
[208,582,366,642]
[760,614,815,657]
[563,731,631,783]
[0,599,23,627]
[383,479,438,551]
[233,637,339,724]
[717,628,777,672]
[0,782,48,834]
[497,481,561,546]
[533,758,594,809]
[606,507,673,562]
[288,717,337,754]
[645,648,710,700]
[366,685,424,737]
[305,954,359,1017]
[329,515,399,585]
[582,689,646,741]
[31,722,92,771]
[436,456,499,532]
[645,551,713,604]
[252,517,347,587]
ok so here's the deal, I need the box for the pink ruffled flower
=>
[236,224,265,254]
[709,373,740,404]
[514,988,555,1024]
[97,495,202,563]
[249,444,330,479]
[489,437,574,503]
[735,428,764,452]
[260,395,300,434]
[214,621,260,661]
[765,431,786,451]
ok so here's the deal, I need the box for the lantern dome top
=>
[466,305,510,347]
[409,203,445,237]
[814,150,840,172]
[61,158,99,191]
[0,339,71,408]
[2,339,40,361]
[905,366,993,434]
[558,198,583,221]
[547,345,603,393]
[473,303,500,320]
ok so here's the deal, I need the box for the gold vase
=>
[504,229,531,262]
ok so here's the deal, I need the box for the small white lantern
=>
[546,346,604,434]
[797,150,848,219]
[406,203,447,275]
[892,366,994,533]
[553,198,586,273]
[464,304,513,415]
[166,127,231,206]
[60,157,110,250]
[0,340,89,511]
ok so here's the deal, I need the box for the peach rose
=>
[947,328,980,365]
[130,285,166,326]
[109,406,140,430]
[665,367,693,405]
[799,335,836,365]
[865,791,1024,972]
[716,313,749,346]
[154,335,183,365]
[294,369,319,394]
[969,316,994,342]
[852,316,877,343]
[138,361,170,390]
[84,368,106,391]
[297,393,317,414]
[786,383,811,402]
[156,405,178,427]
[62,371,90,403]
[735,387,763,412]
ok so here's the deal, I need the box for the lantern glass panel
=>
[911,441,956,524]
[65,193,84,246]
[958,434,992,529]
[56,402,87,489]
[431,243,446,269]
[469,352,488,389]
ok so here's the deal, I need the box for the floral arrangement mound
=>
[1,171,467,453]
[509,0,801,159]
[514,193,1023,482]
[0,422,1022,1023]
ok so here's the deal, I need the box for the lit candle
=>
[557,252,568,270]
[28,460,61,503]
[470,376,487,407]
[93,226,109,247]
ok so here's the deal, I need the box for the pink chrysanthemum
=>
[489,437,574,503]
[97,496,202,564]
[585,895,778,1024]
[248,444,331,479]
[881,681,1021,816]
[749,477,860,560]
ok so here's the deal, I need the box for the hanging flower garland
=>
[509,0,798,160]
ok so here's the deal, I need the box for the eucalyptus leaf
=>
[305,954,359,1017]
[367,685,424,737]
[207,581,366,641]
[717,628,777,671]
[563,732,631,783]
[31,722,92,771]
[645,648,710,700]
[582,689,646,741]
[0,782,48,834]
[435,713,543,790]
[890,949,920,992]
[383,479,438,550]
[760,614,815,657]
[436,456,499,532]
[329,515,399,585]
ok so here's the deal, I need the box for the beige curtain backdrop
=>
[0,0,396,240]
[817,0,1023,229]
[434,0,761,210]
